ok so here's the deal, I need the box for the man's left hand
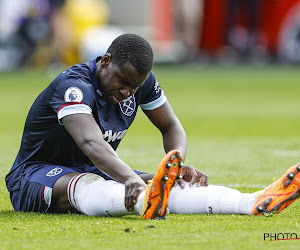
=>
[177,165,209,188]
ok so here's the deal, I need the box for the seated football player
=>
[6,34,300,219]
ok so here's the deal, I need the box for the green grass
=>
[1,65,300,249]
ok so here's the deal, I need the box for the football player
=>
[6,34,300,219]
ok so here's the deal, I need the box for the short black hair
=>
[107,34,153,75]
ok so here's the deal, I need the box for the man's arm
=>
[143,100,188,158]
[62,113,147,211]
[143,101,208,187]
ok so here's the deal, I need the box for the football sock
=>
[67,173,145,216]
[168,181,259,215]
[67,175,259,216]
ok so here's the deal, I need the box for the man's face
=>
[97,54,150,104]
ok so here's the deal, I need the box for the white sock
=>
[67,173,145,217]
[168,181,258,215]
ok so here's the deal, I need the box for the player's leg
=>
[9,163,79,213]
[168,163,300,215]
[48,172,80,213]
[50,172,139,216]
[168,182,258,214]
[52,149,183,219]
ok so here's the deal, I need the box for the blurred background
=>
[1,0,300,71]
[1,0,300,216]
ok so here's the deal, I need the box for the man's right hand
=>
[124,176,147,212]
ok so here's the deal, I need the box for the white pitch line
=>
[217,183,266,189]
[273,149,300,157]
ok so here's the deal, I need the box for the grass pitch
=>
[0,65,300,249]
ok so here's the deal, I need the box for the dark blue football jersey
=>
[6,57,166,192]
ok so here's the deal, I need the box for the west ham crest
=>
[119,95,136,116]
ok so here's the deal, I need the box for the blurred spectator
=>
[174,0,204,62]
[0,0,66,71]
[223,0,267,63]
[0,0,111,71]
[61,0,110,66]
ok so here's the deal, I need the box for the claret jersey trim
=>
[140,90,167,110]
[119,95,136,116]
[43,186,52,206]
[57,103,92,125]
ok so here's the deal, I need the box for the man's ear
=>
[101,53,112,67]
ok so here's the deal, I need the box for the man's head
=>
[107,33,153,75]
[97,34,153,104]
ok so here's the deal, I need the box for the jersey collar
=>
[90,56,101,92]
[90,57,108,105]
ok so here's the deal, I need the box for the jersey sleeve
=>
[139,72,167,110]
[50,72,95,125]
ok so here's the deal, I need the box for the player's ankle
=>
[134,190,145,215]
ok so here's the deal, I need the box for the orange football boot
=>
[142,149,183,219]
[252,163,300,215]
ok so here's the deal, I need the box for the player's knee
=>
[49,172,79,213]
[50,172,107,214]
[67,173,107,215]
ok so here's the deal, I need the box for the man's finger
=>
[177,179,185,189]
[199,174,209,186]
[125,196,129,211]
[124,186,129,210]
[132,191,140,206]
[125,186,134,211]
[189,170,198,187]
[129,189,143,211]
[127,195,134,211]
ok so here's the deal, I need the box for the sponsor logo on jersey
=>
[46,167,63,177]
[103,129,127,143]
[119,95,135,116]
[64,87,83,102]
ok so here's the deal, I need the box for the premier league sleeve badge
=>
[64,87,84,102]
